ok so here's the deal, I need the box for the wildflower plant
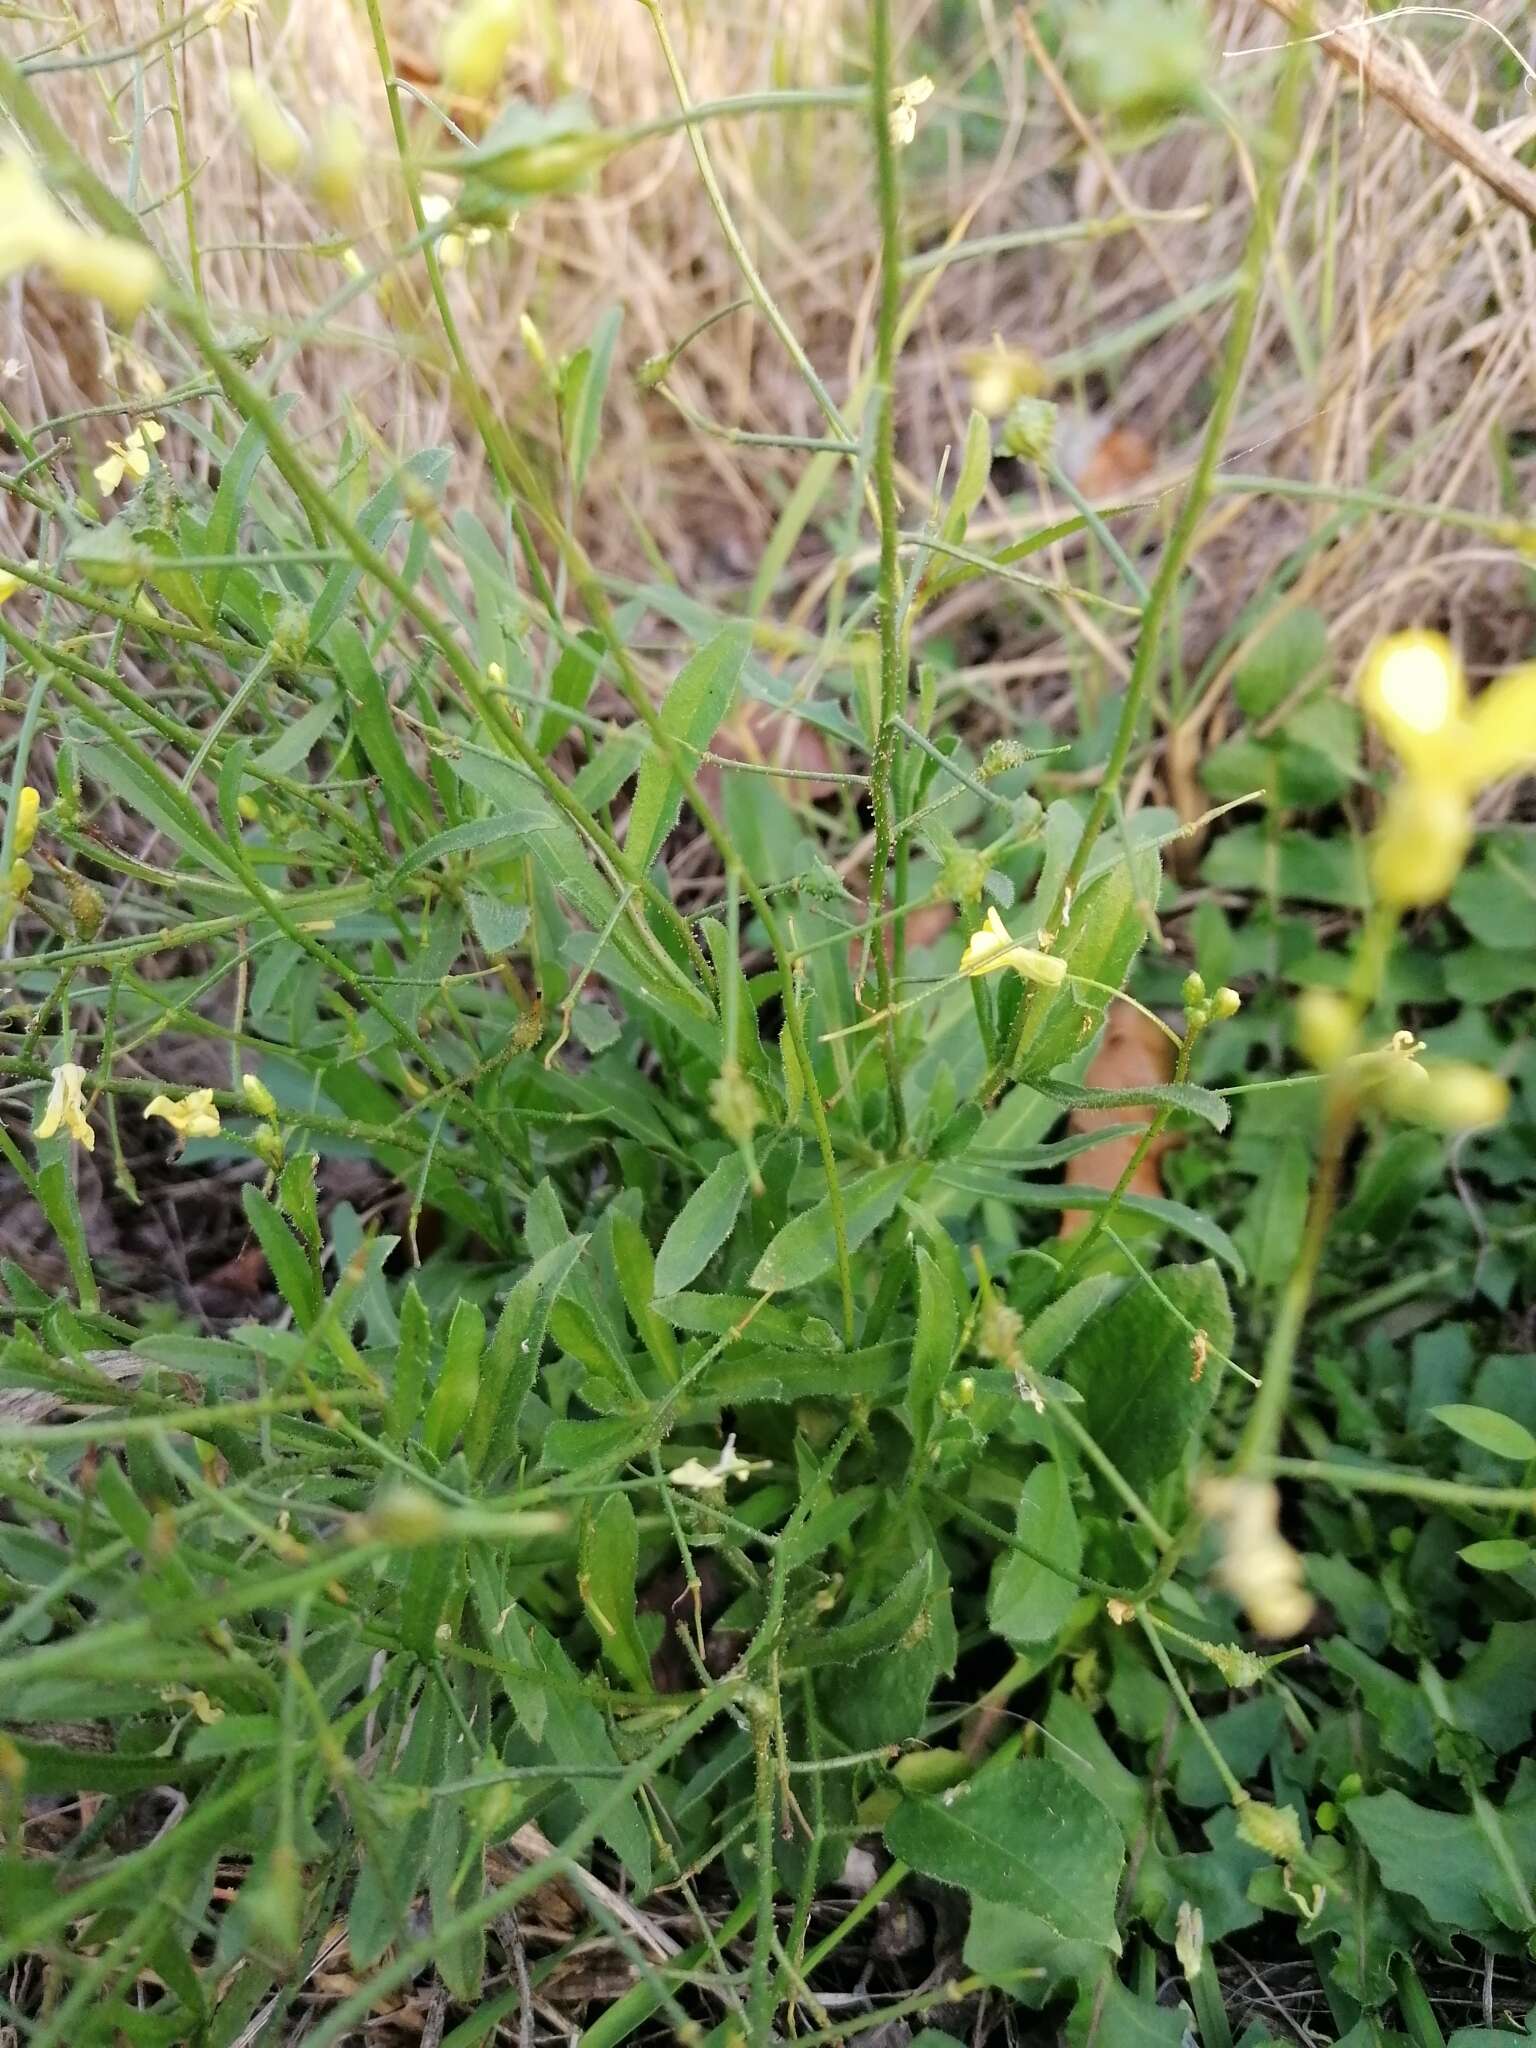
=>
[0,5,1530,2046]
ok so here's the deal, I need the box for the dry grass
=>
[7,0,1536,746]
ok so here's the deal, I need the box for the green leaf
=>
[240,1185,320,1329]
[749,1163,915,1295]
[1431,1404,1536,1462]
[1064,1261,1233,1495]
[907,1244,961,1458]
[1235,1135,1310,1292]
[1445,1621,1536,1752]
[1021,1275,1121,1371]
[886,1757,1124,1948]
[796,1553,933,1668]
[466,892,530,954]
[1233,606,1331,720]
[330,623,432,839]
[1348,1775,1536,1936]
[940,409,994,547]
[654,1153,751,1296]
[423,1299,484,1460]
[538,628,604,754]
[1458,1539,1533,1575]
[206,405,289,612]
[392,809,551,887]
[988,1461,1081,1647]
[579,1493,650,1693]
[563,305,621,490]
[1014,843,1159,1082]
[1032,1074,1229,1134]
[625,624,749,873]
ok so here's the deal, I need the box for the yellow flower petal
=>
[1370,779,1472,909]
[145,1087,222,1143]
[1358,632,1466,781]
[1461,662,1536,789]
[37,1062,94,1150]
[230,70,306,176]
[94,449,127,494]
[958,906,1067,985]
[47,233,163,320]
[0,569,22,605]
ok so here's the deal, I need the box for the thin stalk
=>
[989,59,1297,1092]
[865,0,909,1148]
[640,2,856,449]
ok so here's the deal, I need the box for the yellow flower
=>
[309,111,366,215]
[0,154,161,319]
[1360,634,1536,906]
[440,0,521,99]
[37,1062,94,1151]
[667,1435,769,1491]
[1198,1477,1312,1638]
[145,1088,222,1143]
[419,191,490,269]
[888,75,934,149]
[230,70,306,176]
[964,339,1047,419]
[0,154,70,277]
[0,569,22,604]
[959,906,1067,986]
[1382,1058,1509,1133]
[94,419,164,495]
[48,234,163,321]
[12,786,39,858]
[1294,987,1356,1071]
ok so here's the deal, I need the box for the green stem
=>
[865,0,909,1149]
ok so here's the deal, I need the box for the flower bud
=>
[999,396,1058,464]
[1181,971,1207,1011]
[1210,986,1241,1020]
[241,1073,279,1119]
[69,880,105,938]
[12,786,39,858]
[709,1062,763,1147]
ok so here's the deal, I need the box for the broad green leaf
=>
[579,1493,650,1693]
[749,1163,915,1295]
[538,628,604,754]
[654,1152,751,1297]
[1444,1621,1536,1752]
[1068,1973,1189,2048]
[1233,606,1331,719]
[1064,1261,1233,1495]
[886,1757,1123,1948]
[1348,1775,1536,1936]
[466,892,530,954]
[391,810,551,887]
[626,624,749,873]
[988,1461,1081,1647]
[1431,1404,1536,1463]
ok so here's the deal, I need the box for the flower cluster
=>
[95,419,165,495]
